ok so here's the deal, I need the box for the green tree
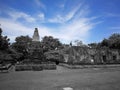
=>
[99,33,120,49]
[88,43,98,48]
[0,28,10,50]
[108,33,120,49]
[11,35,32,53]
[41,36,62,52]
[74,40,83,46]
[100,39,109,48]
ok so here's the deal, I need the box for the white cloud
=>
[53,18,94,43]
[38,12,45,20]
[34,0,46,9]
[48,4,82,23]
[7,10,36,23]
[59,3,65,8]
[3,8,46,23]
[48,15,64,23]
[39,17,95,44]
[106,13,120,17]
[64,4,82,21]
[0,2,98,44]
[0,18,53,42]
[45,4,96,43]
[0,18,33,42]
[0,16,95,44]
[110,26,120,30]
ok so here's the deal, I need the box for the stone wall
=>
[63,46,120,64]
[15,63,56,71]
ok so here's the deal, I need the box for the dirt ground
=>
[0,66,120,90]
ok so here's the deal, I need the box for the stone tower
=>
[32,28,40,41]
[27,28,44,63]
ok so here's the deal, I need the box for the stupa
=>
[32,28,40,42]
[15,28,56,71]
[27,28,44,63]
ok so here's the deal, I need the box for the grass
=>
[0,66,120,90]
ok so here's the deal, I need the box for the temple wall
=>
[63,46,120,64]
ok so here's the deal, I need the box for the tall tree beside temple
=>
[11,35,32,53]
[41,36,62,52]
[0,28,10,50]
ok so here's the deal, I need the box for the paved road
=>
[57,65,69,71]
[0,66,120,90]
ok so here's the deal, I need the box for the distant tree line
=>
[88,33,120,49]
[100,33,120,49]
[0,27,120,62]
[1,27,120,53]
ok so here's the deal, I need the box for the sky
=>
[0,0,120,44]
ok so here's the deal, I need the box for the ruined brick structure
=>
[62,46,120,64]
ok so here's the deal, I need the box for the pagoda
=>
[15,28,56,71]
[32,28,40,41]
[27,28,44,64]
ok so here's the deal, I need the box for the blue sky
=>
[0,0,120,44]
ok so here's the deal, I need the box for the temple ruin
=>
[62,46,120,64]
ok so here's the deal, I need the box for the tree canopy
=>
[0,28,10,50]
[11,35,32,53]
[100,33,120,49]
[41,36,62,52]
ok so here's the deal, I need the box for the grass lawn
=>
[0,66,120,90]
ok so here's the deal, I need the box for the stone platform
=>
[15,63,56,71]
[59,63,120,69]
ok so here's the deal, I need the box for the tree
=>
[41,36,62,52]
[100,39,109,48]
[74,40,83,46]
[74,40,87,47]
[0,28,10,50]
[88,43,98,48]
[99,33,120,49]
[11,35,32,53]
[108,33,120,49]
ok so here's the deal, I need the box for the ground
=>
[0,66,120,90]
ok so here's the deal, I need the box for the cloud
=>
[64,4,81,21]
[48,3,84,23]
[34,0,46,9]
[0,18,32,42]
[110,26,120,30]
[2,8,46,23]
[48,15,64,23]
[0,16,95,44]
[7,10,36,23]
[0,1,99,44]
[53,18,94,43]
[45,3,96,43]
[40,17,95,44]
[0,18,53,42]
[38,12,45,20]
[106,13,120,17]
[59,3,65,8]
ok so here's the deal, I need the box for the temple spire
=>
[32,28,40,41]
